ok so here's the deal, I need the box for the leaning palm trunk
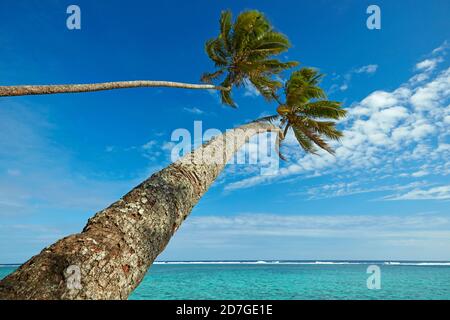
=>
[0,121,279,300]
[0,81,229,97]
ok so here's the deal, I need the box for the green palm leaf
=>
[292,126,317,154]
[285,68,326,105]
[219,10,233,52]
[293,124,334,154]
[300,118,343,141]
[201,69,225,84]
[255,114,280,124]
[205,39,228,67]
[296,100,346,119]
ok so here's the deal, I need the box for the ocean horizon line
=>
[152,260,450,266]
[2,260,450,267]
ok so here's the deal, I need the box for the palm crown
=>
[202,10,298,107]
[261,68,347,155]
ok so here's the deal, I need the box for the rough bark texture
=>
[0,121,278,300]
[0,81,229,97]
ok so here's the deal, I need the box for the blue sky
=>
[0,0,449,263]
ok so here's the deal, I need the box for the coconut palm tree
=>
[201,10,298,106]
[0,68,346,300]
[259,68,346,156]
[0,10,294,99]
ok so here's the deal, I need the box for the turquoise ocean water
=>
[1,261,449,299]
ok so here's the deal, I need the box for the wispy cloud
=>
[182,213,450,236]
[415,58,442,72]
[354,64,378,74]
[410,42,447,83]
[160,212,450,260]
[183,107,205,115]
[102,137,173,163]
[385,185,450,200]
[330,64,379,92]
[295,181,430,200]
[432,40,449,54]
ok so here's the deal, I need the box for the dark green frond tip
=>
[292,126,318,155]
[201,70,225,84]
[297,100,347,120]
[220,89,237,108]
[203,9,297,107]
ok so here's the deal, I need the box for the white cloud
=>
[182,213,449,236]
[415,58,441,72]
[410,68,450,109]
[183,107,205,115]
[161,141,176,152]
[140,140,163,160]
[141,140,157,150]
[411,170,429,178]
[330,64,379,93]
[432,40,449,55]
[358,90,402,110]
[355,64,378,74]
[297,181,429,200]
[410,42,448,84]
[386,185,450,200]
[409,72,430,84]
[243,81,261,97]
[444,115,450,124]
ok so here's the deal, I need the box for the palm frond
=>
[248,32,292,58]
[249,76,282,101]
[201,69,225,84]
[219,10,233,52]
[254,60,299,74]
[296,100,346,120]
[285,68,326,105]
[205,39,228,67]
[220,90,235,107]
[255,114,280,124]
[292,126,317,154]
[301,118,343,141]
[220,75,236,107]
[233,10,271,52]
[293,123,334,154]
